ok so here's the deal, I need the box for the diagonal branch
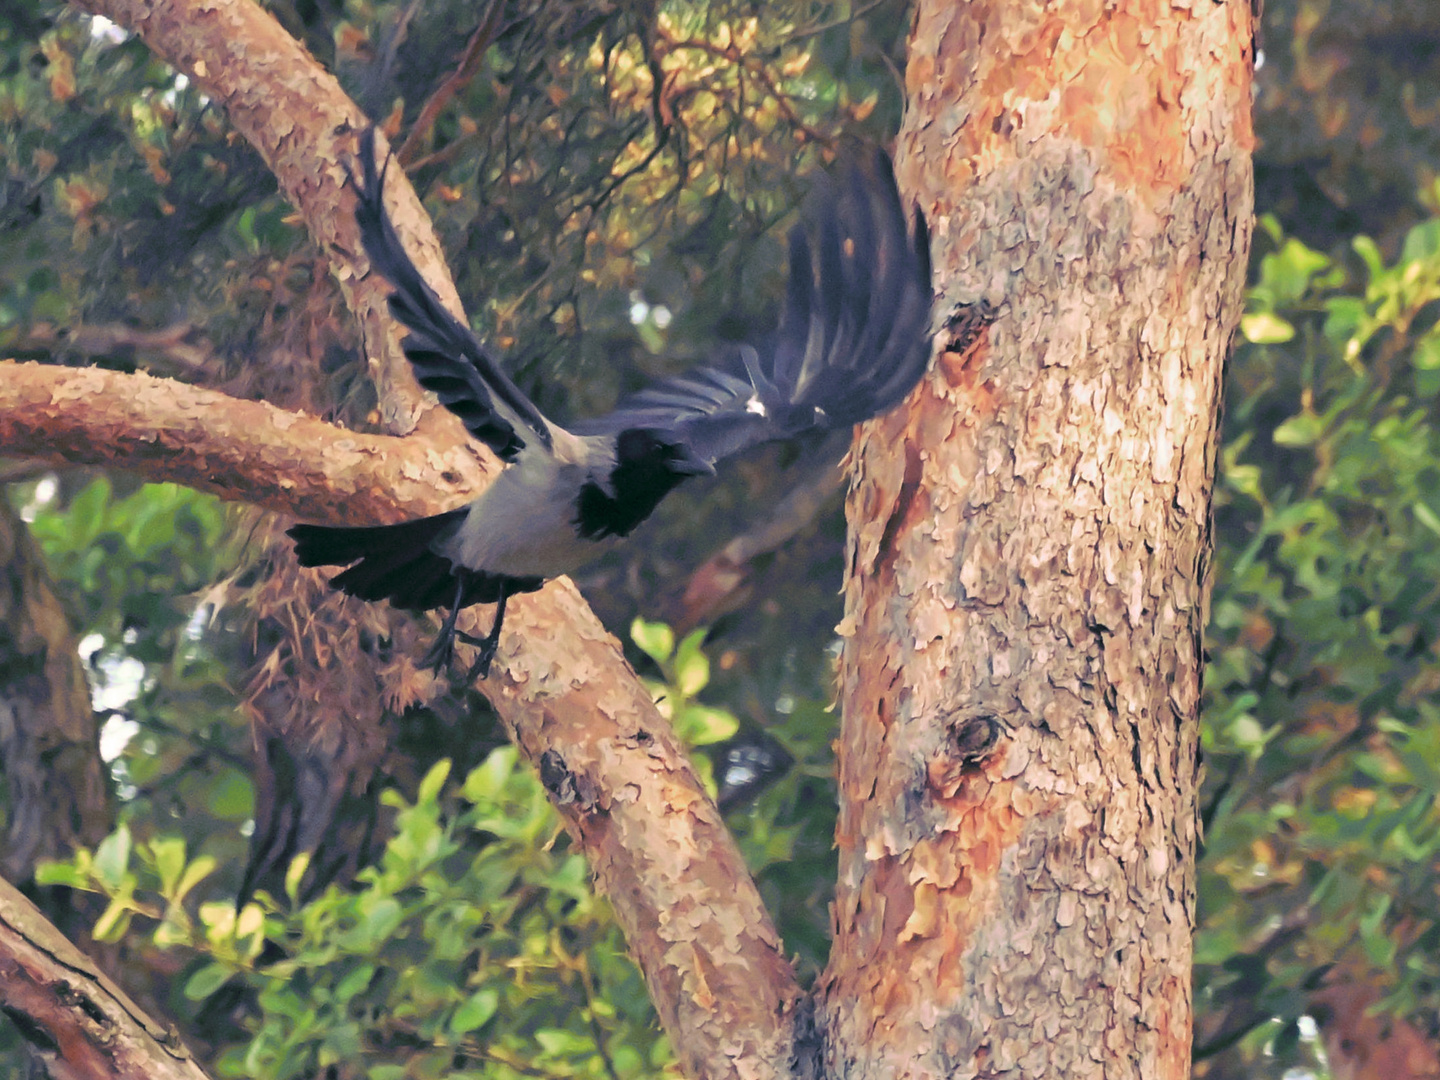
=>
[0,874,211,1079]
[38,2,803,1077]
[395,0,505,168]
[0,351,804,1078]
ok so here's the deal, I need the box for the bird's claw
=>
[456,630,499,681]
[420,632,457,673]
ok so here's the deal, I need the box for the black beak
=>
[673,447,716,477]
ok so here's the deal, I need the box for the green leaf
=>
[92,896,133,943]
[1258,237,1331,303]
[1401,218,1440,264]
[150,836,186,897]
[172,855,217,905]
[1240,312,1295,344]
[335,964,376,1004]
[93,825,132,890]
[284,852,312,905]
[630,617,674,664]
[1272,412,1325,448]
[184,962,234,1001]
[1322,296,1367,344]
[417,760,452,807]
[1414,332,1440,371]
[1415,502,1440,537]
[463,747,518,803]
[361,897,403,947]
[1353,235,1385,283]
[674,629,710,697]
[678,705,738,747]
[450,988,499,1034]
[33,860,89,889]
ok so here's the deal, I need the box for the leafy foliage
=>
[8,477,255,889]
[1196,212,1440,1075]
[44,752,673,1080]
[10,0,1440,1076]
[34,614,849,1077]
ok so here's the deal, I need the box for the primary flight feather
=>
[290,129,934,678]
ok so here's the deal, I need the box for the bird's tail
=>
[288,511,468,611]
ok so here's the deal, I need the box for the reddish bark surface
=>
[822,2,1255,1076]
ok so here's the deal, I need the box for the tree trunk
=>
[822,2,1255,1077]
[0,0,1260,1074]
[0,496,110,884]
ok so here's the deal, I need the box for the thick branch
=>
[0,876,210,1080]
[44,0,804,1072]
[1,350,804,1075]
[0,360,482,524]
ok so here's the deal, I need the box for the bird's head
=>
[615,428,715,479]
[574,429,715,541]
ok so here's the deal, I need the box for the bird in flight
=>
[290,128,933,679]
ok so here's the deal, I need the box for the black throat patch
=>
[574,432,696,540]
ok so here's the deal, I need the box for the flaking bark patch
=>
[822,0,1253,1076]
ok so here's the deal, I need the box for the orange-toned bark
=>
[17,0,805,1076]
[822,1,1255,1077]
[0,361,482,524]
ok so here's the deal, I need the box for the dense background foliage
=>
[5,0,1440,1077]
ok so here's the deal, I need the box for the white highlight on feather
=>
[746,395,767,417]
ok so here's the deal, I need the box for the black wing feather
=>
[350,128,552,462]
[290,513,468,610]
[575,147,934,463]
[288,515,543,611]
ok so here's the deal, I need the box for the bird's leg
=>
[420,576,468,672]
[458,583,509,682]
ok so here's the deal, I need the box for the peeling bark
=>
[0,361,484,525]
[0,874,210,1080]
[17,0,804,1074]
[822,2,1254,1078]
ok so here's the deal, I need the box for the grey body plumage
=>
[289,128,934,678]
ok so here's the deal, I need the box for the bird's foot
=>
[455,630,499,682]
[420,630,458,673]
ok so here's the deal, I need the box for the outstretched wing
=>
[575,148,933,464]
[350,128,553,462]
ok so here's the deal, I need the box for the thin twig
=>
[374,0,425,102]
[578,952,623,1080]
[788,0,893,41]
[396,0,506,167]
[654,30,835,148]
